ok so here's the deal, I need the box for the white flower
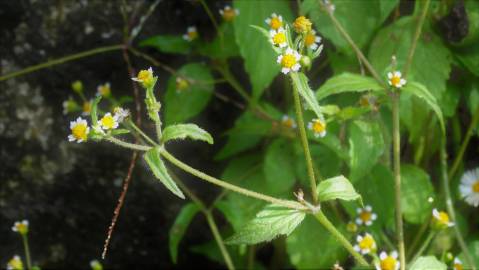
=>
[219,5,239,21]
[265,13,283,30]
[96,82,111,97]
[353,233,377,254]
[269,28,287,48]
[453,258,463,270]
[68,117,90,143]
[375,251,400,270]
[387,71,406,88]
[277,48,301,74]
[182,26,198,41]
[432,208,454,228]
[459,168,479,207]
[11,220,29,234]
[304,30,322,50]
[113,107,130,123]
[6,255,23,270]
[355,205,377,226]
[98,113,119,130]
[281,115,297,129]
[307,116,327,138]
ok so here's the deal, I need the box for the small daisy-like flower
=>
[353,233,377,254]
[387,71,406,88]
[90,259,103,270]
[281,115,297,129]
[277,48,301,74]
[265,13,283,30]
[82,100,92,116]
[293,16,312,33]
[346,221,358,233]
[459,168,479,207]
[113,107,130,123]
[71,80,83,93]
[453,258,463,270]
[11,220,29,235]
[355,205,377,226]
[432,208,454,229]
[376,251,400,270]
[68,117,90,143]
[62,97,80,115]
[98,113,119,130]
[182,26,198,41]
[219,6,239,22]
[269,28,287,48]
[304,30,321,50]
[176,76,190,92]
[132,67,154,88]
[6,255,23,270]
[307,117,327,138]
[97,82,111,97]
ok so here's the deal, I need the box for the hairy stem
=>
[291,78,318,204]
[403,0,430,77]
[205,212,235,270]
[127,120,158,146]
[0,44,124,81]
[314,211,369,266]
[106,136,152,151]
[22,234,32,270]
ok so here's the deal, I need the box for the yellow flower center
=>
[437,211,450,224]
[380,256,397,270]
[346,222,357,232]
[7,257,23,270]
[188,30,198,40]
[293,16,312,33]
[83,102,91,114]
[273,32,286,45]
[176,77,190,91]
[137,69,153,85]
[312,120,326,134]
[282,118,294,128]
[72,123,88,141]
[304,33,316,47]
[454,263,463,270]
[98,85,111,97]
[270,17,282,30]
[360,96,370,107]
[391,76,401,86]
[473,180,479,193]
[100,115,116,130]
[15,223,28,234]
[358,235,375,251]
[360,211,372,222]
[281,54,297,68]
[222,8,236,21]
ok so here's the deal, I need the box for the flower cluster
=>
[63,80,119,116]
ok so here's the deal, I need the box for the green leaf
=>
[164,63,213,125]
[290,72,323,119]
[317,175,362,203]
[410,256,446,270]
[225,204,306,245]
[316,73,384,101]
[110,129,130,136]
[402,81,445,133]
[286,215,346,269]
[400,164,434,224]
[263,139,296,194]
[162,124,213,144]
[140,35,191,54]
[90,95,102,124]
[144,148,185,199]
[198,23,239,59]
[348,120,385,182]
[233,0,293,100]
[459,241,479,268]
[169,203,200,263]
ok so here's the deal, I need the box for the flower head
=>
[304,30,321,50]
[219,6,239,21]
[359,94,378,110]
[432,208,454,229]
[307,117,327,138]
[452,258,463,270]
[113,107,130,123]
[6,255,23,270]
[459,168,479,207]
[293,16,312,33]
[71,80,83,93]
[353,233,377,254]
[97,82,111,97]
[270,28,287,48]
[183,26,199,41]
[90,260,103,270]
[176,76,190,92]
[11,220,29,235]
[82,100,92,116]
[68,117,90,143]
[277,48,301,74]
[387,71,406,88]
[346,221,358,233]
[355,205,377,226]
[132,67,155,88]
[281,115,297,129]
[376,251,400,270]
[265,13,283,30]
[62,97,80,115]
[98,113,119,130]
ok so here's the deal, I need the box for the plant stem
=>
[0,44,124,82]
[406,220,429,259]
[291,78,318,204]
[199,0,222,42]
[160,149,306,210]
[205,212,235,270]
[106,136,152,151]
[22,234,32,270]
[448,105,479,180]
[440,138,476,270]
[392,91,406,270]
[127,120,158,146]
[410,231,435,266]
[403,0,430,78]
[314,211,369,266]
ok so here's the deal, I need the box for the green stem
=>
[448,105,479,180]
[440,138,476,270]
[406,221,430,260]
[199,0,222,42]
[314,211,369,266]
[106,136,152,151]
[410,231,435,266]
[0,44,124,81]
[22,234,32,270]
[205,212,235,270]
[392,91,406,270]
[160,149,306,210]
[127,120,158,146]
[291,77,318,204]
[403,0,430,78]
